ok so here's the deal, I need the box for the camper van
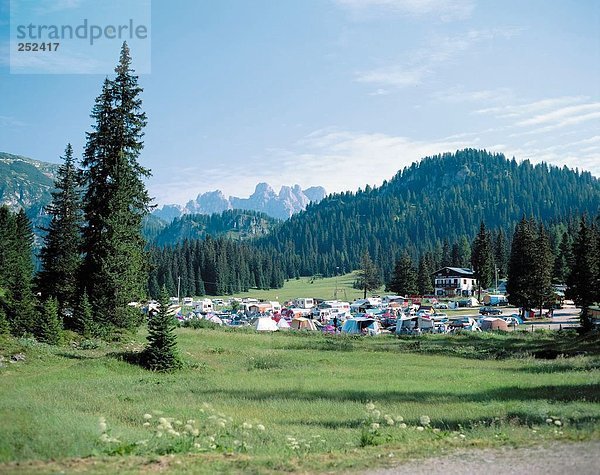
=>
[194,298,213,313]
[294,297,315,309]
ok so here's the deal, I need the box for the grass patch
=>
[0,329,599,473]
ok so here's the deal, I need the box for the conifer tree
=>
[35,298,62,345]
[37,144,82,325]
[388,251,418,296]
[531,224,555,317]
[507,218,537,316]
[142,287,182,372]
[80,43,151,332]
[553,231,574,283]
[471,222,495,301]
[417,253,434,295]
[8,210,38,336]
[566,217,599,332]
[356,251,381,299]
[73,291,98,338]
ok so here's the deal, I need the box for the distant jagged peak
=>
[153,182,326,222]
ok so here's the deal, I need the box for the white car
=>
[503,316,520,326]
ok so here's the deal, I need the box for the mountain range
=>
[153,183,327,221]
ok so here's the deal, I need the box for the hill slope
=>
[258,149,600,277]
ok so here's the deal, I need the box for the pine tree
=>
[9,210,38,336]
[531,224,555,317]
[37,144,83,326]
[142,287,182,372]
[566,217,599,332]
[417,254,434,295]
[80,43,151,332]
[35,298,62,345]
[471,222,495,301]
[507,218,537,315]
[388,251,418,296]
[73,291,98,338]
[553,231,573,283]
[356,251,381,299]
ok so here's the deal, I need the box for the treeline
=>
[146,209,278,247]
[257,149,600,281]
[147,237,285,298]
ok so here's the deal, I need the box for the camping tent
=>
[254,317,278,332]
[480,317,509,331]
[342,317,381,335]
[276,318,291,329]
[204,314,223,325]
[290,317,317,331]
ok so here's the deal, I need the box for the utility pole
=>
[177,276,181,305]
[334,266,340,299]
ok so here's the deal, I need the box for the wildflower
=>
[184,424,194,433]
[419,415,431,426]
[136,440,148,446]
[395,416,404,422]
[256,424,265,431]
[99,433,110,443]
[399,423,407,429]
[459,434,466,439]
[372,410,381,419]
[143,422,151,427]
[143,413,152,420]
[191,429,200,437]
[194,442,202,448]
[554,420,562,427]
[99,421,107,432]
[385,415,394,426]
[242,422,252,430]
[546,418,553,424]
[186,419,196,425]
[234,440,241,446]
[175,420,182,426]
[366,402,375,411]
[370,422,380,430]
[433,428,441,433]
[218,421,225,428]
[416,426,425,431]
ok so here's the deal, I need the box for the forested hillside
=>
[257,149,600,279]
[148,209,278,247]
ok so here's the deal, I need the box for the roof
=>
[432,267,475,277]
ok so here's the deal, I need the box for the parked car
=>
[479,306,502,316]
[503,316,521,326]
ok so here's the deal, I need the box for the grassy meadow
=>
[212,272,374,303]
[1,328,599,474]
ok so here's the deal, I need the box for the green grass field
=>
[212,272,375,303]
[1,329,599,474]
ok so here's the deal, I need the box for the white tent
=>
[276,318,291,329]
[205,314,223,325]
[254,317,278,332]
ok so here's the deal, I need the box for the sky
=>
[1,0,599,205]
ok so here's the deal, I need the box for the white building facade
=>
[433,267,477,297]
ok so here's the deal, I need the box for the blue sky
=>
[1,0,599,205]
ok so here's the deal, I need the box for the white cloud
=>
[356,29,516,89]
[516,103,600,127]
[333,0,475,21]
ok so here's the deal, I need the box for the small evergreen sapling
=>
[142,288,182,372]
[36,297,62,345]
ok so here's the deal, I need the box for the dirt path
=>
[366,441,600,475]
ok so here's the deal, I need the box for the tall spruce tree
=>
[356,251,381,299]
[566,217,599,332]
[471,222,495,301]
[80,43,151,331]
[553,231,574,284]
[417,253,434,295]
[142,286,182,372]
[37,144,83,326]
[507,217,537,316]
[531,223,555,317]
[388,251,418,296]
[494,228,510,278]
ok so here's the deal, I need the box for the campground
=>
[1,327,599,474]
